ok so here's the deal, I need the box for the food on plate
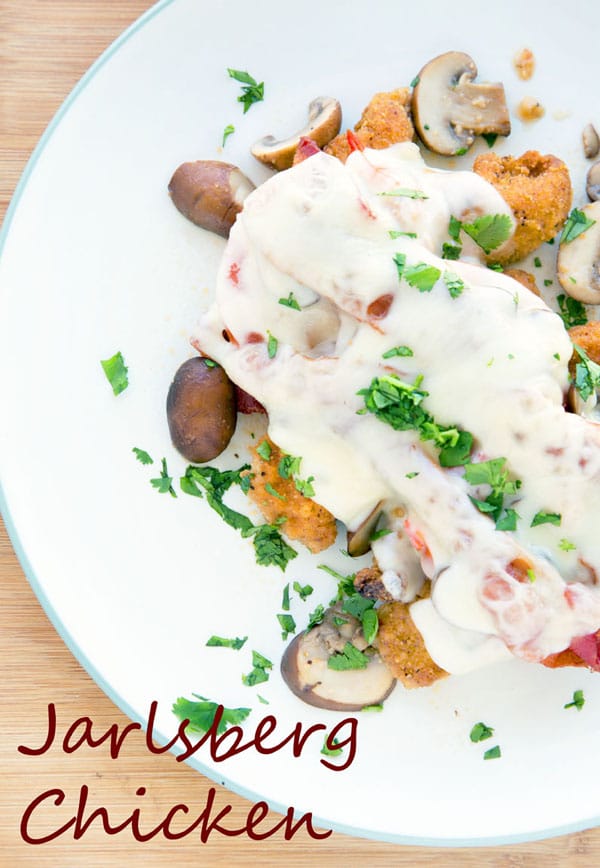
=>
[582,122,600,160]
[246,436,337,553]
[166,357,236,462]
[569,321,600,365]
[252,96,342,170]
[323,89,414,162]
[556,202,600,303]
[515,96,545,123]
[168,160,255,237]
[587,161,600,201]
[411,51,510,156]
[280,603,396,710]
[376,595,448,689]
[513,48,535,82]
[503,268,540,296]
[472,150,572,263]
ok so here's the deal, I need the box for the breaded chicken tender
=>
[247,436,337,553]
[324,89,414,163]
[376,600,448,689]
[473,150,572,265]
[504,267,540,297]
[569,321,600,365]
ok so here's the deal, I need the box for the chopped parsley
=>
[463,457,521,530]
[482,132,498,148]
[242,650,273,687]
[294,475,316,497]
[206,635,248,650]
[327,641,369,671]
[132,447,153,465]
[256,439,272,461]
[526,568,536,583]
[443,270,465,299]
[321,737,343,757]
[265,482,285,501]
[370,527,392,541]
[403,262,442,293]
[557,294,588,329]
[406,471,419,479]
[281,583,290,611]
[448,216,462,242]
[361,704,384,712]
[389,230,417,239]
[227,68,264,113]
[560,208,596,244]
[461,214,513,254]
[470,722,494,742]
[533,256,542,268]
[488,263,504,273]
[277,613,296,640]
[278,292,301,310]
[257,694,269,704]
[442,242,462,260]
[382,345,414,358]
[267,331,278,358]
[544,279,554,287]
[410,75,420,88]
[252,524,297,570]
[558,538,576,552]
[358,374,473,467]
[150,457,177,497]
[278,454,301,479]
[307,604,326,629]
[455,146,468,156]
[101,351,128,395]
[293,581,313,601]
[342,594,378,645]
[172,694,251,734]
[572,343,600,402]
[483,745,502,760]
[379,187,428,199]
[222,124,235,146]
[564,689,585,711]
[319,564,356,602]
[531,511,562,527]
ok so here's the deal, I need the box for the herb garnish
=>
[281,583,290,611]
[132,447,153,465]
[321,737,343,757]
[307,604,326,629]
[463,457,521,530]
[382,345,413,359]
[327,641,369,671]
[222,124,235,146]
[470,722,494,742]
[256,439,272,461]
[410,75,420,88]
[443,271,465,299]
[278,292,301,310]
[206,635,248,650]
[227,68,264,113]
[558,538,576,552]
[277,613,296,640]
[265,482,285,501]
[267,331,278,358]
[379,187,429,199]
[482,132,498,148]
[389,230,417,239]
[101,351,129,395]
[564,689,585,711]
[242,650,273,687]
[403,262,442,293]
[483,745,502,760]
[319,565,356,603]
[370,527,392,541]
[172,695,251,734]
[293,582,313,601]
[531,511,561,527]
[442,242,461,260]
[572,343,600,402]
[461,214,513,254]
[557,294,588,329]
[560,208,596,244]
[150,458,177,498]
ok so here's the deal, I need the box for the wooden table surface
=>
[1,1,599,865]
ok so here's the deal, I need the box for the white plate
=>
[1,0,599,846]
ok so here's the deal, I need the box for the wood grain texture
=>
[0,1,598,864]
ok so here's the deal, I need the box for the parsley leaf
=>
[256,439,272,461]
[470,722,494,742]
[393,252,406,280]
[389,230,417,239]
[150,458,177,498]
[281,583,290,611]
[132,447,153,465]
[558,538,576,552]
[404,262,441,292]
[222,124,235,146]
[278,292,301,310]
[531,511,562,527]
[572,343,600,402]
[307,604,326,629]
[382,345,413,358]
[294,475,315,497]
[251,524,297,570]
[265,482,285,500]
[557,294,588,329]
[564,689,585,711]
[172,695,251,735]
[293,581,313,601]
[442,242,462,260]
[462,214,513,254]
[242,650,273,686]
[448,216,462,242]
[483,745,502,760]
[277,613,296,640]
[319,565,356,603]
[227,68,264,113]
[206,635,248,650]
[482,132,498,148]
[101,351,128,395]
[443,270,465,299]
[560,208,596,244]
[321,737,343,757]
[327,642,369,671]
[267,331,278,359]
[464,457,521,528]
[278,454,301,479]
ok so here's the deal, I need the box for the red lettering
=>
[320,718,358,772]
[63,716,142,759]
[283,808,332,840]
[20,788,75,844]
[18,703,56,756]
[145,700,182,756]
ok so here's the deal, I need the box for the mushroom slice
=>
[412,51,510,156]
[557,202,600,304]
[583,123,600,160]
[347,501,383,557]
[252,97,341,171]
[587,162,600,202]
[281,606,395,711]
[168,161,255,237]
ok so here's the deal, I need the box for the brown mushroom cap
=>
[587,162,600,202]
[412,51,510,156]
[557,201,600,304]
[583,123,600,160]
[251,97,341,171]
[168,160,255,237]
[347,501,383,557]
[280,605,395,711]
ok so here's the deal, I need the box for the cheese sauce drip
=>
[195,143,600,673]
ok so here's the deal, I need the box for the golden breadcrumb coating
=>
[569,321,600,366]
[376,600,448,689]
[504,267,540,297]
[473,150,572,265]
[246,436,337,554]
[323,89,414,163]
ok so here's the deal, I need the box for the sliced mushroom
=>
[281,605,395,711]
[557,201,600,303]
[412,51,510,156]
[252,97,341,171]
[346,501,383,557]
[583,123,600,160]
[587,162,600,202]
[168,161,255,237]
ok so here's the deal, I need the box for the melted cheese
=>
[195,142,600,673]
